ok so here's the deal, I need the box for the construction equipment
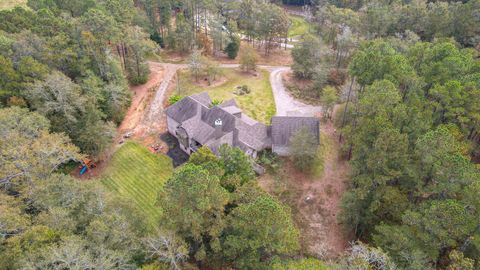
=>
[79,159,96,175]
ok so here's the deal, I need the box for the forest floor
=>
[161,43,294,66]
[258,113,351,259]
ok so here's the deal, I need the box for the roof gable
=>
[165,97,199,123]
[271,116,320,146]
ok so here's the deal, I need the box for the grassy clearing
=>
[312,130,332,178]
[101,141,173,227]
[288,15,310,38]
[0,0,27,10]
[176,68,276,124]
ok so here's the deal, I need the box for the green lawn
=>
[101,141,173,227]
[176,68,276,124]
[288,15,310,38]
[0,0,27,10]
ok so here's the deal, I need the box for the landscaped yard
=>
[288,15,310,38]
[176,68,276,124]
[101,141,173,227]
[0,0,27,10]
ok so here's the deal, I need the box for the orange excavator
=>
[79,158,96,175]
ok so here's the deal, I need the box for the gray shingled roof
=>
[271,116,320,146]
[190,92,212,107]
[165,97,199,123]
[219,99,238,108]
[167,93,319,154]
[201,106,237,133]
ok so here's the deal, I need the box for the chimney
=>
[214,118,223,138]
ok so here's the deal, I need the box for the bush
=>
[225,36,240,59]
[211,98,222,106]
[328,69,347,86]
[289,127,318,171]
[240,45,257,72]
[150,32,164,48]
[169,94,183,105]
[234,85,251,96]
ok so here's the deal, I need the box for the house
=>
[165,92,319,158]
[271,116,320,156]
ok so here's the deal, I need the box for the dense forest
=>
[1,0,480,269]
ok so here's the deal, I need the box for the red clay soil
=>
[259,117,352,259]
[118,62,164,137]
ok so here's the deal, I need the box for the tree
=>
[125,26,154,85]
[0,107,82,190]
[170,13,193,53]
[225,36,240,59]
[223,195,299,269]
[157,164,229,261]
[272,258,329,270]
[189,47,204,81]
[218,145,255,186]
[289,127,319,171]
[320,86,338,119]
[27,71,86,133]
[240,45,257,72]
[291,34,322,79]
[343,241,397,270]
[402,200,477,262]
[255,3,289,56]
[143,231,188,270]
[205,59,222,85]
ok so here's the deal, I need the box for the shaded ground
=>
[282,71,325,105]
[159,133,189,167]
[258,118,351,259]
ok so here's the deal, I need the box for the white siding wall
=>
[272,145,289,156]
[167,117,179,136]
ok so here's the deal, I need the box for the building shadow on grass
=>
[160,132,189,167]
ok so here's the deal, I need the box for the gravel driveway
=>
[145,63,322,125]
[267,66,322,117]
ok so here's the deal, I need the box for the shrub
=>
[328,69,347,86]
[150,32,164,48]
[169,95,183,105]
[240,45,257,72]
[234,85,250,96]
[289,127,318,171]
[211,98,222,106]
[225,36,240,59]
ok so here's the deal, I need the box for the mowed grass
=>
[0,0,27,10]
[101,141,173,226]
[288,15,310,38]
[177,68,276,124]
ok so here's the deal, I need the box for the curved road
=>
[143,62,322,131]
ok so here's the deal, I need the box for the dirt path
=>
[118,62,165,136]
[294,119,350,258]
